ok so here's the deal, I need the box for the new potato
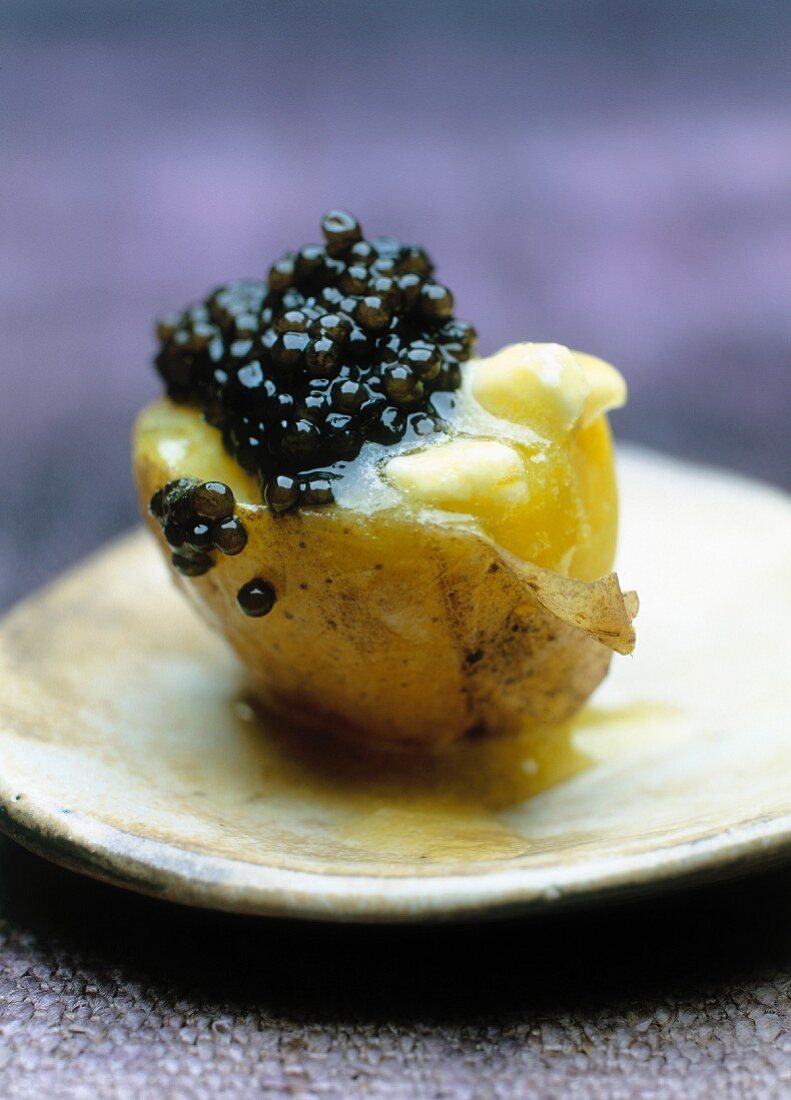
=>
[134,344,637,749]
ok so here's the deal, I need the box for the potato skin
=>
[134,401,636,749]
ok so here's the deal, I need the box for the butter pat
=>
[385,439,529,513]
[572,351,628,427]
[469,342,626,435]
[470,343,588,434]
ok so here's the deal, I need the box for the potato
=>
[133,348,637,750]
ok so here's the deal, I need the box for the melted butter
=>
[573,701,690,764]
[231,695,591,862]
[218,697,683,865]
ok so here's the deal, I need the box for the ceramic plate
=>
[0,448,788,922]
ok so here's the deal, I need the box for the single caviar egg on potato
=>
[133,212,637,749]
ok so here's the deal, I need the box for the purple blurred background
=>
[2,0,790,610]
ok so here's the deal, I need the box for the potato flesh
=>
[133,346,636,748]
[384,344,625,582]
[385,416,618,582]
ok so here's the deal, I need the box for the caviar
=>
[149,479,247,575]
[153,212,476,511]
[237,579,276,617]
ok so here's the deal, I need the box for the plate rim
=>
[2,781,791,923]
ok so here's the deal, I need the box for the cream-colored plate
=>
[0,449,788,922]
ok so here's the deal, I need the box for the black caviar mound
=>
[154,212,477,511]
[150,479,247,576]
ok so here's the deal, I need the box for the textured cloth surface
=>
[2,3,791,1097]
[3,842,791,1099]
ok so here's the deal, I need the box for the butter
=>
[470,343,589,434]
[469,342,626,435]
[572,351,628,427]
[381,341,623,579]
[385,439,529,513]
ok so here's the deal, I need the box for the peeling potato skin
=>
[134,401,637,750]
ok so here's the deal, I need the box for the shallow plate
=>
[0,449,788,922]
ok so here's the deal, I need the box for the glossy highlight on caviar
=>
[153,212,477,511]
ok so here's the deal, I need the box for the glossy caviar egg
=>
[237,578,277,617]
